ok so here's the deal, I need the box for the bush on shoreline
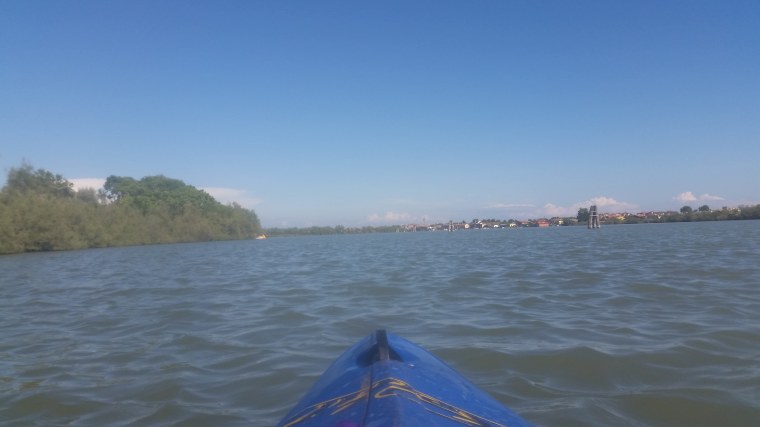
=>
[0,165,262,254]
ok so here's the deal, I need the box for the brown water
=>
[1,221,759,426]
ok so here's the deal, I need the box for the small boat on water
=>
[277,330,533,427]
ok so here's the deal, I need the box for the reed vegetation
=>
[0,164,262,254]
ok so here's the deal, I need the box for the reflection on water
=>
[1,221,759,426]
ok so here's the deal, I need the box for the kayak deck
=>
[277,330,533,427]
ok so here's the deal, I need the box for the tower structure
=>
[588,205,600,229]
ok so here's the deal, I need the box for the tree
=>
[577,208,589,223]
[103,174,218,216]
[698,205,710,212]
[76,187,99,204]
[4,164,74,198]
[103,175,138,201]
[0,165,263,254]
[680,206,693,214]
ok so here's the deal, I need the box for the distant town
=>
[400,206,754,232]
[267,204,760,237]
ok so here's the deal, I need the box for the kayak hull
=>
[277,330,533,427]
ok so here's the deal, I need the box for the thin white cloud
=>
[674,191,724,203]
[585,196,637,211]
[366,211,411,224]
[202,187,261,209]
[487,203,536,209]
[70,178,106,191]
[478,202,541,221]
[542,203,573,217]
[541,196,638,218]
[698,193,724,201]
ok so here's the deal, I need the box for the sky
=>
[1,1,758,227]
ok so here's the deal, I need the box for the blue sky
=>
[2,1,758,227]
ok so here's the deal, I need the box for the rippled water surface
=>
[2,221,759,426]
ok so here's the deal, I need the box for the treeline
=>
[266,225,399,237]
[607,205,760,225]
[0,165,262,254]
[574,205,760,226]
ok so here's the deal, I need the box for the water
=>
[1,221,759,426]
